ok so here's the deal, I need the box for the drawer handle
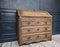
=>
[37,35,40,38]
[28,29,30,32]
[27,16,31,18]
[41,35,46,38]
[27,22,30,25]
[25,37,30,41]
[26,37,30,41]
[37,28,39,31]
[37,21,40,24]
[36,35,40,39]
[45,22,47,24]
[45,28,47,30]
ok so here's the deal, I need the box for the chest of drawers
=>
[17,10,52,45]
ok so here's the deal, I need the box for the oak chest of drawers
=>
[17,10,52,45]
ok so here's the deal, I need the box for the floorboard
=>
[6,42,11,47]
[2,42,8,47]
[0,43,3,47]
[40,40,60,47]
[30,43,44,47]
[11,41,19,47]
[21,45,30,47]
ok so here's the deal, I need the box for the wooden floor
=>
[0,34,60,47]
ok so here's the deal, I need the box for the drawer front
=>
[45,26,52,32]
[20,33,51,44]
[20,27,48,34]
[19,17,52,26]
[20,35,33,43]
[20,21,35,26]
[20,17,51,22]
[34,33,51,42]
[20,21,51,26]
[34,34,47,42]
[46,33,52,40]
[21,36,31,43]
[20,34,42,43]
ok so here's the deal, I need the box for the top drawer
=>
[19,16,51,21]
[19,16,52,26]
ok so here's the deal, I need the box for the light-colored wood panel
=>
[17,10,52,17]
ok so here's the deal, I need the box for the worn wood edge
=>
[17,10,52,17]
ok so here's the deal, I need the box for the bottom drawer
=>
[19,34,36,44]
[19,33,51,45]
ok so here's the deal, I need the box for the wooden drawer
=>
[20,17,51,22]
[20,21,35,26]
[20,34,38,44]
[45,26,52,32]
[19,16,52,26]
[20,26,49,34]
[47,21,52,25]
[19,21,51,26]
[20,33,51,44]
[33,33,51,42]
[20,16,35,21]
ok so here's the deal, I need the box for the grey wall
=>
[0,0,40,10]
[39,0,60,12]
[39,0,60,35]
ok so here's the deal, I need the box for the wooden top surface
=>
[17,10,52,17]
